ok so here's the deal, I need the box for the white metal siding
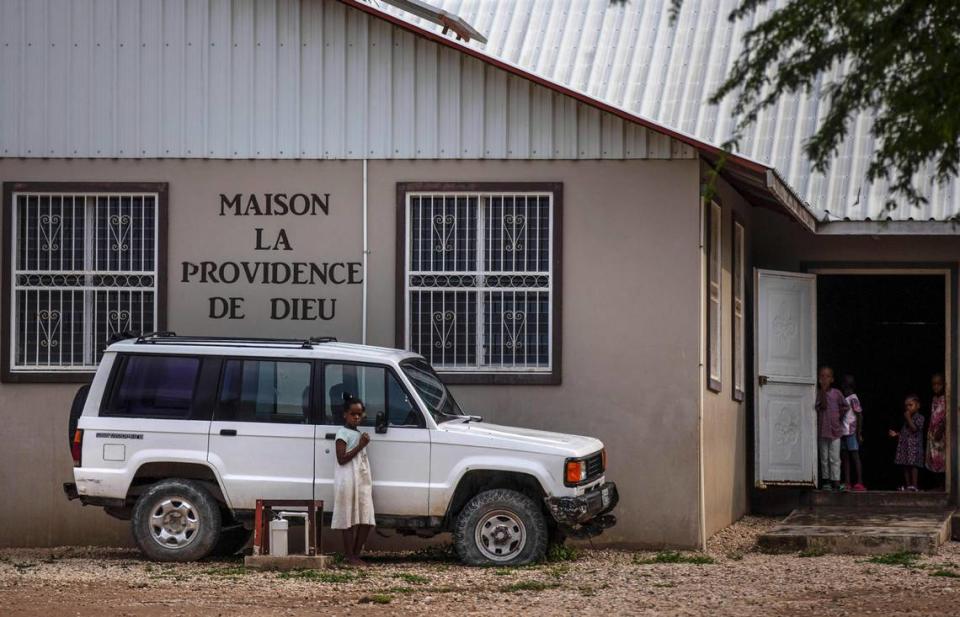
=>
[387,0,959,222]
[0,0,694,162]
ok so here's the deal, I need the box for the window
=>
[401,358,464,424]
[216,360,312,424]
[707,200,722,393]
[398,183,562,385]
[2,183,167,382]
[324,363,421,427]
[732,218,745,402]
[105,355,200,419]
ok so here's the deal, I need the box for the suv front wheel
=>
[453,489,547,566]
[131,479,222,562]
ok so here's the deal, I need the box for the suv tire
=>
[453,489,547,566]
[131,479,222,562]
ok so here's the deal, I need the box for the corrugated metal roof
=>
[377,0,958,222]
[0,0,697,162]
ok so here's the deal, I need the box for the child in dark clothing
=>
[888,394,925,491]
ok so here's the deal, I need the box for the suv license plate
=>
[601,487,611,508]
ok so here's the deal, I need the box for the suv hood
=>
[439,420,603,457]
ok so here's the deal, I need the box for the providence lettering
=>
[181,261,362,285]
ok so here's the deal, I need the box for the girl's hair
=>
[841,374,856,390]
[905,393,921,405]
[818,365,834,375]
[342,393,366,411]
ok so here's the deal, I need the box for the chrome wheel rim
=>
[475,509,526,562]
[149,497,200,549]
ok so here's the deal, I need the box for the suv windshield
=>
[401,358,464,423]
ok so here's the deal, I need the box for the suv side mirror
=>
[375,411,388,434]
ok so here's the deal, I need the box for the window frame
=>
[706,199,722,393]
[1,181,168,383]
[318,360,426,429]
[395,182,563,386]
[99,352,205,420]
[213,356,317,426]
[732,216,746,402]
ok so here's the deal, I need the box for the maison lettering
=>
[219,192,330,216]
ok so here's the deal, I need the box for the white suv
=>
[64,333,618,565]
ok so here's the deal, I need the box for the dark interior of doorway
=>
[818,274,945,491]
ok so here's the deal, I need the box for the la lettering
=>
[255,228,293,251]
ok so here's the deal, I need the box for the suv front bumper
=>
[544,481,618,537]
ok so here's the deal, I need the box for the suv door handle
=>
[219,429,237,436]
[324,433,336,440]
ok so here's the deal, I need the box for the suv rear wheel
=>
[131,479,221,562]
[453,489,547,566]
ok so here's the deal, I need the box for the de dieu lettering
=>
[179,192,360,321]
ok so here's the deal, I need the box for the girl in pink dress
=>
[926,373,947,490]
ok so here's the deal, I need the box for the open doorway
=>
[816,273,948,491]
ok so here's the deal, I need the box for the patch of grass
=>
[653,582,676,588]
[277,569,357,583]
[492,567,516,576]
[202,565,247,577]
[931,569,960,578]
[546,543,580,563]
[633,551,715,565]
[799,548,828,558]
[547,564,571,580]
[726,552,745,561]
[383,586,416,594]
[392,572,429,585]
[358,594,393,605]
[499,580,560,593]
[866,551,923,568]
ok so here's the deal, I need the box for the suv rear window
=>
[105,355,201,418]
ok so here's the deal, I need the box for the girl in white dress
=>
[332,397,375,566]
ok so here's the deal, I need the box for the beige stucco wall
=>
[0,157,704,548]
[700,166,751,540]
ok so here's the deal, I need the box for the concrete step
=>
[803,490,950,509]
[758,507,955,555]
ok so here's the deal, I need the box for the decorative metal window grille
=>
[11,193,158,372]
[405,192,553,373]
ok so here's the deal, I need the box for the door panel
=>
[757,382,817,483]
[315,362,430,518]
[207,359,316,508]
[755,269,817,486]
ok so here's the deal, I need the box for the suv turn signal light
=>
[565,460,586,485]
[71,429,83,467]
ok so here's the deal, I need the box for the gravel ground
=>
[3,516,960,616]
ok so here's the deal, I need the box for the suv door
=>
[315,362,430,517]
[207,358,316,508]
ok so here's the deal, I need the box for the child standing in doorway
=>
[332,396,376,566]
[926,373,947,490]
[840,375,866,491]
[889,394,925,491]
[816,366,849,490]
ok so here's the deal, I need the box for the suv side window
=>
[323,363,421,427]
[216,359,312,424]
[104,355,201,419]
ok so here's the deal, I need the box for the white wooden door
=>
[755,269,818,486]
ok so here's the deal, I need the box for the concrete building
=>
[0,0,955,549]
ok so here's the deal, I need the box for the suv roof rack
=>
[132,332,338,350]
